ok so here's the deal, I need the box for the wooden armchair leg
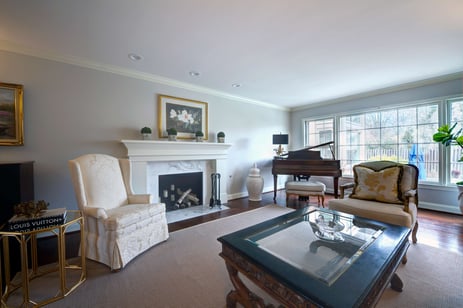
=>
[412,221,418,244]
[401,254,407,264]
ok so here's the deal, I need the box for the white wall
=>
[290,77,463,214]
[0,50,290,210]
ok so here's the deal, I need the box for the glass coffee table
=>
[218,207,410,307]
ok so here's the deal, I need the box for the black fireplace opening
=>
[159,172,203,211]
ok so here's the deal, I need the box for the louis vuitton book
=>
[7,208,67,232]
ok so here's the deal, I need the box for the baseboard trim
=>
[227,185,284,202]
[419,201,462,215]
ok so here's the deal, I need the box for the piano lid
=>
[283,141,335,160]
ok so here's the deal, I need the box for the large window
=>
[305,118,334,159]
[303,98,463,183]
[338,103,439,178]
[449,99,463,184]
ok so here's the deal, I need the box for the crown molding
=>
[0,40,288,111]
[291,71,463,112]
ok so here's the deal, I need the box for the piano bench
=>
[285,181,326,207]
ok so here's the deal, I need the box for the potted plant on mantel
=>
[166,128,177,141]
[217,131,225,143]
[433,122,463,212]
[140,127,152,140]
[195,131,204,142]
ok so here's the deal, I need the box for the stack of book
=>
[7,208,67,232]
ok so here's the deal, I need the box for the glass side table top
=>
[0,210,82,234]
[246,208,383,285]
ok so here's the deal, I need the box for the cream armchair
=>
[69,154,169,270]
[329,161,418,260]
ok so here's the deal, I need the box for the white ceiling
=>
[1,0,463,109]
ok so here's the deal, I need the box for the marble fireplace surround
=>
[121,140,232,205]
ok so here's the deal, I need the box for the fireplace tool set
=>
[209,173,221,209]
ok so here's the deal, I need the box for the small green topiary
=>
[167,128,177,135]
[140,127,152,134]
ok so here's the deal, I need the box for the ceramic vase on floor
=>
[246,163,264,201]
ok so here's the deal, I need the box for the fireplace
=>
[121,140,232,205]
[159,172,203,211]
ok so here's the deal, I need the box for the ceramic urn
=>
[246,163,264,201]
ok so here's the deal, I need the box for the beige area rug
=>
[8,205,461,308]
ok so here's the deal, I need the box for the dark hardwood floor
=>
[29,189,461,276]
[169,190,463,255]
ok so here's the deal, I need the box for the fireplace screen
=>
[159,172,203,211]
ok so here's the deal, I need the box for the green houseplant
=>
[140,127,152,140]
[217,131,225,143]
[433,123,463,149]
[195,131,204,142]
[433,122,463,212]
[166,128,177,141]
[433,123,463,164]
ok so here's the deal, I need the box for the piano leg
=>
[273,174,278,201]
[334,177,339,198]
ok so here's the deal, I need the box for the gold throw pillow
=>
[350,165,403,204]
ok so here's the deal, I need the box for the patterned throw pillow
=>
[350,165,403,204]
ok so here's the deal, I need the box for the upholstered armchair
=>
[69,154,169,270]
[328,161,419,259]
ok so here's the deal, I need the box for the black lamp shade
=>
[273,134,289,145]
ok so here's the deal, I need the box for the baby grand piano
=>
[272,141,342,201]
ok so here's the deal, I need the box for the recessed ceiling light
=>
[128,53,143,61]
[232,83,241,88]
[189,71,201,77]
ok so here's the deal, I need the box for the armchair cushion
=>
[329,197,417,229]
[104,203,165,231]
[350,165,403,204]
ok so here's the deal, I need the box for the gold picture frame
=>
[0,82,24,146]
[158,94,208,140]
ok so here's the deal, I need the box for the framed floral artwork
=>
[0,82,24,146]
[158,94,208,140]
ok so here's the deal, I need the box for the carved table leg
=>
[225,262,266,308]
[390,273,404,292]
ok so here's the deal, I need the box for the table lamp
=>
[273,133,289,157]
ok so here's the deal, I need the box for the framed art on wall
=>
[0,82,24,146]
[158,94,208,140]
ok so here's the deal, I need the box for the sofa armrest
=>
[84,207,108,219]
[339,182,355,199]
[128,194,153,204]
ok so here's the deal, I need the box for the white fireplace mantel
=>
[121,140,232,204]
[121,140,232,161]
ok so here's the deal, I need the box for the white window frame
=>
[302,95,463,186]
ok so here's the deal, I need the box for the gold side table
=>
[0,210,86,307]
